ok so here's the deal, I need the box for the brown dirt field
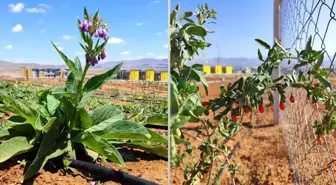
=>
[171,80,295,185]
[0,149,167,185]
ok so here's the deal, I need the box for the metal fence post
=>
[273,0,282,125]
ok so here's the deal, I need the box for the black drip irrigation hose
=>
[67,159,160,185]
[144,124,168,130]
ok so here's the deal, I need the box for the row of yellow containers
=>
[202,65,233,75]
[129,70,168,82]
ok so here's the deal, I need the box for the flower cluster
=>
[94,27,108,41]
[85,49,106,66]
[79,20,92,32]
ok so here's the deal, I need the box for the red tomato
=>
[290,96,295,103]
[244,108,250,114]
[258,104,264,113]
[201,101,208,107]
[279,103,285,110]
[317,137,323,144]
[312,82,318,87]
[232,115,237,123]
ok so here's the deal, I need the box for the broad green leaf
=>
[47,95,60,116]
[0,95,37,127]
[42,117,57,133]
[145,129,168,143]
[257,49,263,61]
[186,25,207,37]
[95,120,151,140]
[65,72,79,93]
[77,91,93,108]
[316,74,333,90]
[74,56,83,77]
[75,108,92,129]
[81,132,125,166]
[83,63,123,93]
[90,104,124,125]
[179,11,193,21]
[0,136,33,163]
[121,142,168,158]
[145,115,168,126]
[51,41,80,80]
[24,119,67,180]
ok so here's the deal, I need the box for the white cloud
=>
[163,44,168,48]
[12,24,23,32]
[146,52,155,56]
[120,51,130,55]
[156,32,162,35]
[40,29,47,33]
[62,35,73,40]
[108,37,126,44]
[136,22,143,26]
[57,47,63,51]
[38,4,52,8]
[153,1,160,3]
[5,45,13,50]
[25,8,46,13]
[9,3,24,13]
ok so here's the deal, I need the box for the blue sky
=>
[171,0,274,60]
[0,0,168,65]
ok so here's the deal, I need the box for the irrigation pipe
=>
[66,158,160,185]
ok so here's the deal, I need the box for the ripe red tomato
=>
[279,103,285,110]
[201,101,208,107]
[244,108,250,114]
[232,115,237,123]
[290,96,295,103]
[238,105,243,109]
[312,82,318,87]
[317,137,323,144]
[258,104,264,113]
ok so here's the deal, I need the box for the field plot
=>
[0,77,168,185]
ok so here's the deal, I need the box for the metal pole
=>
[273,0,282,124]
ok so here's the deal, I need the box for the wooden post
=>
[273,0,283,124]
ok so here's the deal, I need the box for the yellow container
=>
[203,65,211,75]
[39,71,45,78]
[160,71,168,82]
[129,70,139,81]
[26,68,33,79]
[20,67,27,79]
[145,69,155,81]
[224,66,233,74]
[215,65,222,74]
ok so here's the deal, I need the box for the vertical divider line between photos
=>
[167,0,171,184]
[273,0,282,125]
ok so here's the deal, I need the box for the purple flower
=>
[100,50,106,60]
[79,20,92,32]
[98,54,101,61]
[103,34,108,41]
[91,57,98,66]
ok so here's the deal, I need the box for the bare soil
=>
[171,81,295,185]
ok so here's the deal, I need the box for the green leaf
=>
[190,68,208,95]
[83,63,123,93]
[47,95,60,116]
[77,92,93,108]
[24,120,68,180]
[121,142,168,158]
[145,115,168,126]
[255,39,271,49]
[257,49,263,61]
[186,25,207,37]
[94,120,151,140]
[179,11,193,21]
[0,136,33,163]
[66,72,80,93]
[316,74,333,90]
[74,56,83,77]
[81,132,125,166]
[90,104,124,126]
[51,41,81,80]
[170,79,180,119]
[0,95,37,127]
[75,108,92,129]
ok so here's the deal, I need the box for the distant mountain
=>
[93,58,169,71]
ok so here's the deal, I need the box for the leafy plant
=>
[0,7,167,180]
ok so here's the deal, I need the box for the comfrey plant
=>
[0,7,167,181]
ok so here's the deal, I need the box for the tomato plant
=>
[0,7,167,181]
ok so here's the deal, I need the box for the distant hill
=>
[0,56,334,77]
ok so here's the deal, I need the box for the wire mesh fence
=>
[280,0,336,184]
